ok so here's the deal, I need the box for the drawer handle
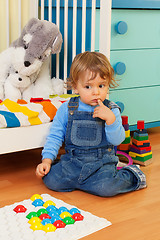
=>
[114,62,126,75]
[115,101,124,113]
[115,21,128,35]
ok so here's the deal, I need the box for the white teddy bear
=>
[4,68,31,101]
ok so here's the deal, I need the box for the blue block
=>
[134,132,148,137]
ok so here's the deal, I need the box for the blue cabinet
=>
[109,8,160,130]
[112,0,160,9]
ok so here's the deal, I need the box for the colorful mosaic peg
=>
[13,205,27,213]
[30,194,43,201]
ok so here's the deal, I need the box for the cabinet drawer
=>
[110,49,160,89]
[111,9,160,50]
[109,86,160,125]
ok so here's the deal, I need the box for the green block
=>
[131,153,152,162]
[133,132,148,141]
[122,136,131,144]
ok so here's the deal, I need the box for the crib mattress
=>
[0,95,72,128]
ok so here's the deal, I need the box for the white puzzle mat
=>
[0,193,111,240]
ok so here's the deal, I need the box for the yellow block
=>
[129,151,152,158]
[125,130,130,138]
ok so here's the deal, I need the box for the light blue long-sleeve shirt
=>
[42,98,125,161]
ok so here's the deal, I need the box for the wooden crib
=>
[0,0,112,154]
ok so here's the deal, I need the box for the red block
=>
[121,116,128,125]
[137,120,145,130]
[130,145,151,152]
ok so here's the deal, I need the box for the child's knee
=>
[42,173,58,191]
[43,172,75,192]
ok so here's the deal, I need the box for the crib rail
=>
[0,0,112,154]
[1,0,112,84]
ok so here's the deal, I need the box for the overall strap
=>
[103,99,121,112]
[68,96,79,115]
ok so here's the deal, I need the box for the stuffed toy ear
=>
[11,18,39,47]
[25,18,39,32]
[51,32,63,54]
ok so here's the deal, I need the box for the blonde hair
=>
[67,51,118,90]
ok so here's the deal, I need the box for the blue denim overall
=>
[43,97,146,196]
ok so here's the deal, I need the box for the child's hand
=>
[93,99,116,125]
[36,158,52,178]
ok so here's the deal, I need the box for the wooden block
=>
[134,131,148,137]
[123,124,129,131]
[118,143,130,151]
[132,138,150,146]
[130,145,151,154]
[131,145,152,151]
[129,151,152,158]
[122,136,131,144]
[125,130,130,138]
[133,132,148,141]
[129,152,152,162]
[135,129,148,134]
[132,158,153,166]
[132,142,150,148]
[137,120,145,130]
[121,115,128,125]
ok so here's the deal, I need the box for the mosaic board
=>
[0,193,111,240]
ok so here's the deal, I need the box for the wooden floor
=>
[0,127,160,240]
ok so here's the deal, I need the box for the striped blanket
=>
[0,95,72,128]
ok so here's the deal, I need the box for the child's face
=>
[74,70,109,106]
